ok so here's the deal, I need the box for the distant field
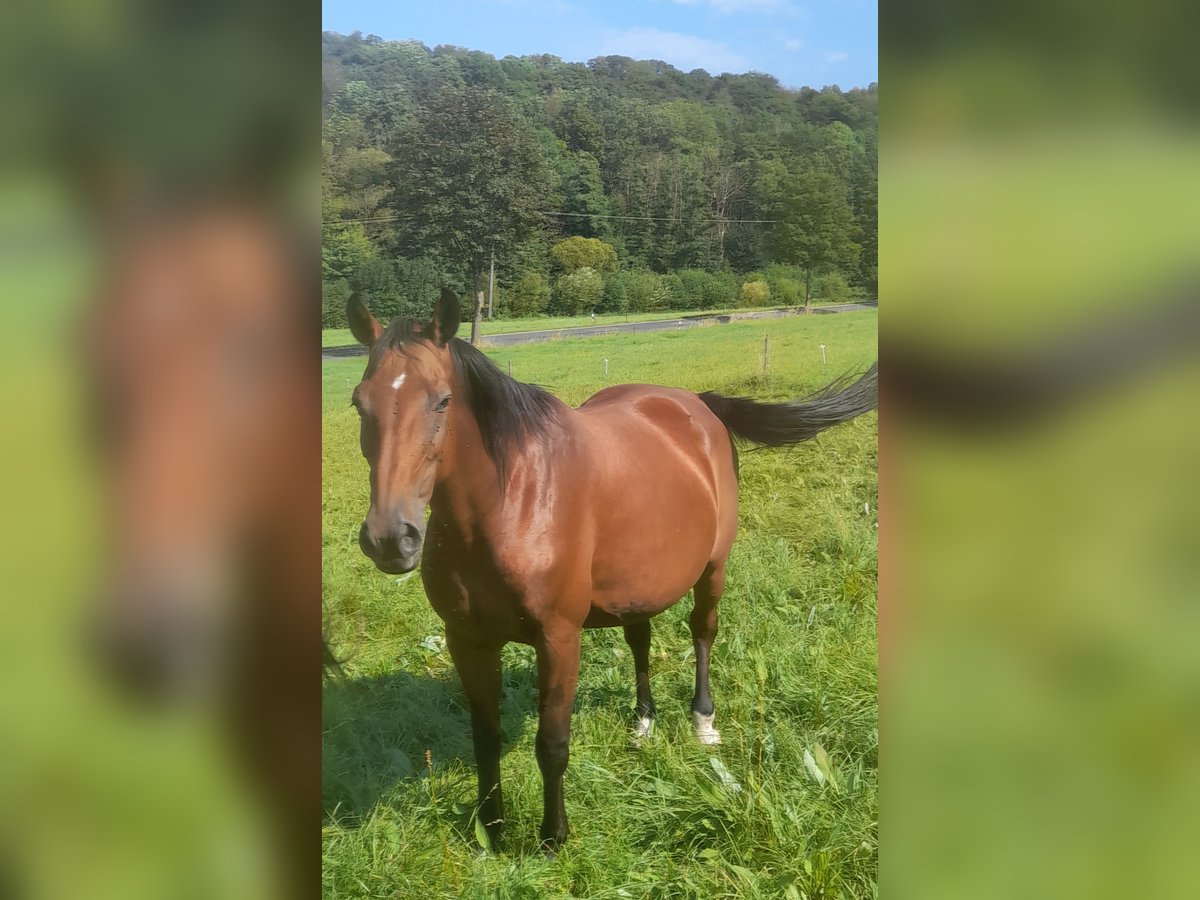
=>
[321,301,855,349]
[322,311,878,898]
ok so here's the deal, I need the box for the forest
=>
[322,31,877,333]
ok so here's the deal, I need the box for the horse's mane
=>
[375,318,562,480]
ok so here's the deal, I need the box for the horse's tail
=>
[699,362,877,447]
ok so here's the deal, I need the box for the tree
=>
[550,237,618,277]
[387,85,546,341]
[765,163,861,307]
[322,223,375,283]
[322,34,877,321]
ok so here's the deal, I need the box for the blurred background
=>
[884,1,1200,898]
[0,1,318,898]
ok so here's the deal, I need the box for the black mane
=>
[374,318,562,480]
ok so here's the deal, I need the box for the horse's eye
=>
[434,395,451,412]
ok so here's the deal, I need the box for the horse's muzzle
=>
[359,519,422,574]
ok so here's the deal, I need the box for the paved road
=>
[322,301,876,359]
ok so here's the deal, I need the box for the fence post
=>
[761,333,771,378]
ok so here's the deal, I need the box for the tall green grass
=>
[323,312,877,898]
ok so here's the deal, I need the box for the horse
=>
[83,199,321,896]
[346,289,876,851]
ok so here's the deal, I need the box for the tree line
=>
[322,31,877,338]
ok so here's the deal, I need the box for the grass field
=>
[322,311,878,898]
[321,301,858,349]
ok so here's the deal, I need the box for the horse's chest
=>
[420,538,540,644]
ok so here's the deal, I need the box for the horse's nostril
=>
[398,523,421,556]
[360,519,421,563]
[359,522,378,556]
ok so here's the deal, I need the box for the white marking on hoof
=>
[391,373,406,390]
[692,711,722,745]
[635,715,654,738]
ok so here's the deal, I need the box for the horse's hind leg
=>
[623,621,656,738]
[690,563,726,745]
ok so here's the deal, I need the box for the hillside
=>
[322,32,877,327]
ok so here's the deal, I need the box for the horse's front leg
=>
[445,628,505,846]
[534,624,582,852]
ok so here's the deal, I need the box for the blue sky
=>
[322,0,876,90]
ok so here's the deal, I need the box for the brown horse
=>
[347,289,876,851]
[84,201,321,896]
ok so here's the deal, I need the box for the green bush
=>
[701,272,740,309]
[554,266,604,315]
[322,278,352,329]
[763,264,805,306]
[625,270,672,312]
[659,273,684,311]
[676,269,732,311]
[738,278,771,307]
[774,278,802,306]
[506,271,551,317]
[814,271,851,303]
[600,272,629,313]
[550,236,619,276]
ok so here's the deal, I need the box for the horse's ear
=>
[347,292,383,346]
[431,288,461,346]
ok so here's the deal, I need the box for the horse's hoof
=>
[632,714,655,746]
[692,711,722,745]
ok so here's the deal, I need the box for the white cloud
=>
[599,28,749,73]
[826,51,849,63]
[668,0,786,13]
[784,37,804,51]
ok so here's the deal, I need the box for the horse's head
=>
[349,289,461,574]
[85,205,307,700]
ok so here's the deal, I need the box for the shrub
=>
[625,270,671,312]
[675,269,722,311]
[772,277,802,306]
[506,271,551,317]
[550,237,619,277]
[554,266,604,315]
[600,272,629,313]
[814,271,851,303]
[659,273,684,310]
[761,264,805,307]
[701,272,740,309]
[738,279,771,307]
[322,279,352,329]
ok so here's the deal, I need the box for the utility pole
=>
[487,250,495,319]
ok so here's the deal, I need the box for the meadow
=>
[322,311,878,898]
[321,300,859,349]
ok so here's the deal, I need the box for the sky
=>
[322,0,877,90]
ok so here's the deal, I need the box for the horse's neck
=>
[429,402,505,538]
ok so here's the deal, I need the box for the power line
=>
[323,210,777,228]
[322,213,414,228]
[534,211,778,224]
